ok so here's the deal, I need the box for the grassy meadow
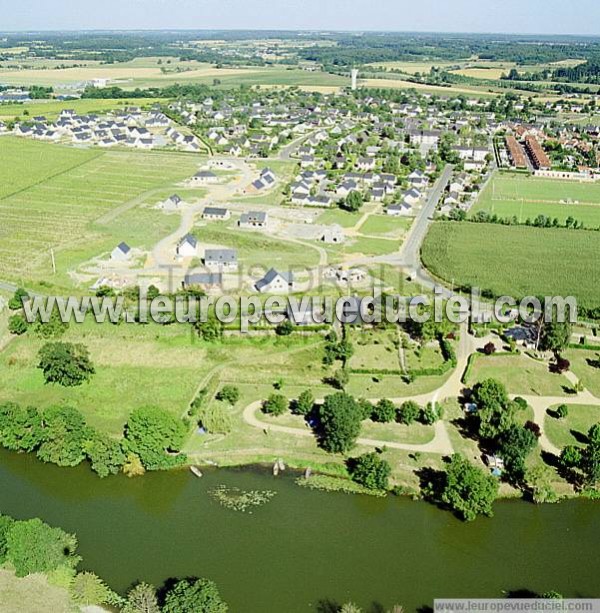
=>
[421,221,600,309]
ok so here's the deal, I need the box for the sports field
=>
[421,221,600,308]
[0,137,200,289]
[472,173,600,228]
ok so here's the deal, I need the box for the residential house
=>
[204,249,238,272]
[239,211,268,229]
[202,207,230,221]
[111,242,131,261]
[176,234,198,257]
[255,269,295,293]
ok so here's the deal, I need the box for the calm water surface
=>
[0,448,598,612]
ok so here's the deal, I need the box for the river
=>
[0,448,598,612]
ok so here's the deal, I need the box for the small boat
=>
[304,467,312,479]
[277,458,286,471]
[190,466,203,478]
[273,462,279,476]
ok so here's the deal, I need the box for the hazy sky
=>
[1,0,599,35]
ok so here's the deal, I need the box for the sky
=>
[1,0,599,36]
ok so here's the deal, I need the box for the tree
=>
[0,515,15,564]
[262,394,288,416]
[124,406,187,470]
[122,452,146,477]
[0,402,43,452]
[560,445,582,469]
[8,288,28,311]
[70,572,113,606]
[275,319,294,336]
[472,379,517,440]
[6,518,80,577]
[581,435,600,487]
[123,582,160,613]
[497,424,537,482]
[340,604,362,613]
[32,309,69,339]
[554,356,570,374]
[397,400,420,425]
[540,321,571,354]
[420,402,443,425]
[37,405,88,467]
[349,452,391,490]
[196,318,223,342]
[162,578,228,613]
[440,454,498,521]
[82,430,125,477]
[215,385,240,405]
[318,393,362,454]
[123,582,161,613]
[8,314,28,335]
[555,404,569,419]
[371,398,396,423]
[482,342,496,356]
[37,342,95,387]
[331,368,349,390]
[293,390,315,416]
[341,190,364,212]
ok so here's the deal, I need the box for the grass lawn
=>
[358,214,413,237]
[465,353,569,396]
[347,327,400,372]
[345,236,400,257]
[422,221,600,310]
[404,342,446,372]
[194,224,321,269]
[545,404,600,449]
[564,349,600,397]
[317,208,363,228]
[472,173,600,227]
[0,138,201,290]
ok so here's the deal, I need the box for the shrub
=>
[555,404,569,419]
[349,452,391,490]
[215,385,240,405]
[8,314,28,335]
[262,394,288,416]
[198,405,232,434]
[371,398,396,423]
[397,400,420,425]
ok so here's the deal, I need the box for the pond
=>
[0,449,598,611]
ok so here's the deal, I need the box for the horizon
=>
[2,0,599,37]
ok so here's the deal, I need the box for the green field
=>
[0,98,166,121]
[422,221,600,309]
[472,173,600,227]
[347,327,400,371]
[0,137,200,289]
[464,353,569,396]
[195,224,321,269]
[358,214,413,237]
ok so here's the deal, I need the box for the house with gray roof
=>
[176,234,198,257]
[239,211,268,229]
[255,269,294,293]
[204,249,238,272]
[111,242,131,261]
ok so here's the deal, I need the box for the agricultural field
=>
[545,404,600,449]
[472,173,600,227]
[0,137,201,290]
[0,98,165,121]
[421,221,600,309]
[0,57,348,91]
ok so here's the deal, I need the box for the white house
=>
[239,211,268,229]
[255,269,294,293]
[176,234,198,257]
[191,171,218,185]
[110,242,131,261]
